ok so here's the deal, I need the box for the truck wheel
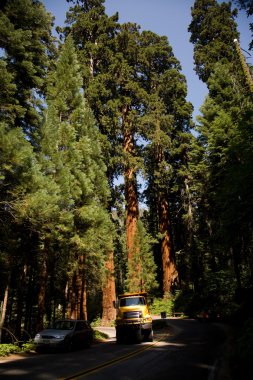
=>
[136,330,143,343]
[116,331,124,344]
[147,329,153,342]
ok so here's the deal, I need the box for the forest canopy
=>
[0,0,252,339]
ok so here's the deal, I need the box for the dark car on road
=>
[34,319,93,352]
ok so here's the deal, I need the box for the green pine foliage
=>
[0,0,56,137]
[188,0,253,311]
[188,0,239,83]
[1,0,253,344]
[40,34,113,296]
[126,220,158,294]
[138,30,193,290]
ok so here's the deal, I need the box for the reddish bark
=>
[122,106,139,263]
[80,281,88,321]
[102,251,116,325]
[67,273,77,319]
[122,106,141,292]
[125,165,139,261]
[159,195,178,294]
[67,255,87,320]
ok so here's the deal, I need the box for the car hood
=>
[38,328,71,336]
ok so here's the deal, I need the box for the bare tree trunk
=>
[184,176,193,289]
[102,250,116,325]
[15,264,29,339]
[37,252,47,332]
[155,136,178,295]
[159,195,178,295]
[66,254,88,320]
[0,284,9,343]
[80,277,87,320]
[68,273,78,319]
[122,106,140,292]
[124,152,139,260]
[79,255,87,320]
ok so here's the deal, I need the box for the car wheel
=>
[65,338,74,352]
[84,335,92,348]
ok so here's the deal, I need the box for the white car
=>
[34,319,93,352]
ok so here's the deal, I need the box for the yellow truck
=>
[115,292,153,343]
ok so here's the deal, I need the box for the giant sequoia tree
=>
[63,0,194,295]
[138,31,193,295]
[62,1,156,293]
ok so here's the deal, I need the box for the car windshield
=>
[53,321,75,330]
[120,297,146,306]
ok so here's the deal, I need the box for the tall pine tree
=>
[0,0,56,138]
[40,35,113,322]
[188,0,253,304]
[138,30,193,295]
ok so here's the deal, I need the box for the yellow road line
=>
[60,336,167,380]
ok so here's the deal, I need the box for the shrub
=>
[91,317,103,327]
[93,330,109,341]
[150,297,174,316]
[0,344,21,357]
[21,340,35,352]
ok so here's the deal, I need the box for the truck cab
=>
[115,292,153,343]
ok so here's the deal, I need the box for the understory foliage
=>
[0,0,253,356]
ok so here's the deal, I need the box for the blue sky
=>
[42,0,252,121]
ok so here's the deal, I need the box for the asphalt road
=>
[0,318,229,380]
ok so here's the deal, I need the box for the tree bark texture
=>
[102,250,116,325]
[123,107,139,262]
[122,106,141,292]
[159,195,178,294]
[37,253,47,332]
[0,285,9,343]
[67,255,88,320]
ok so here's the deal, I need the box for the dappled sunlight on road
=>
[156,341,186,348]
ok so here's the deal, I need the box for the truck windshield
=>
[120,297,146,306]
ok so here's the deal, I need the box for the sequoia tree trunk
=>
[122,106,140,292]
[67,254,88,320]
[122,106,139,261]
[102,250,116,325]
[159,195,178,295]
